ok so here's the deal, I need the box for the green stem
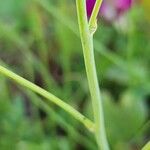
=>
[76,0,109,149]
[89,0,103,34]
[142,141,150,150]
[0,65,94,132]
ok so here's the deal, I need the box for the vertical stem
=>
[89,0,103,34]
[76,0,109,150]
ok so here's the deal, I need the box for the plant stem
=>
[0,65,94,132]
[142,141,150,150]
[76,0,109,149]
[89,0,103,34]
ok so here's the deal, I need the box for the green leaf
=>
[103,91,147,147]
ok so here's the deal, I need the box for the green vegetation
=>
[0,0,149,149]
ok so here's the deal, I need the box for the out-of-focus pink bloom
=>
[86,0,96,17]
[86,0,132,21]
[116,0,132,13]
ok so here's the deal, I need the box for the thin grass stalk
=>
[0,65,94,132]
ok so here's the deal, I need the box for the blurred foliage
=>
[0,0,149,150]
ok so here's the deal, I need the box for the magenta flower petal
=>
[86,0,96,17]
[100,1,117,21]
[86,0,133,20]
[116,0,132,13]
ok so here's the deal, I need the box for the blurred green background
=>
[0,0,149,149]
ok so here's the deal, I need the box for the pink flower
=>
[86,0,132,20]
[116,0,132,13]
[86,0,96,17]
